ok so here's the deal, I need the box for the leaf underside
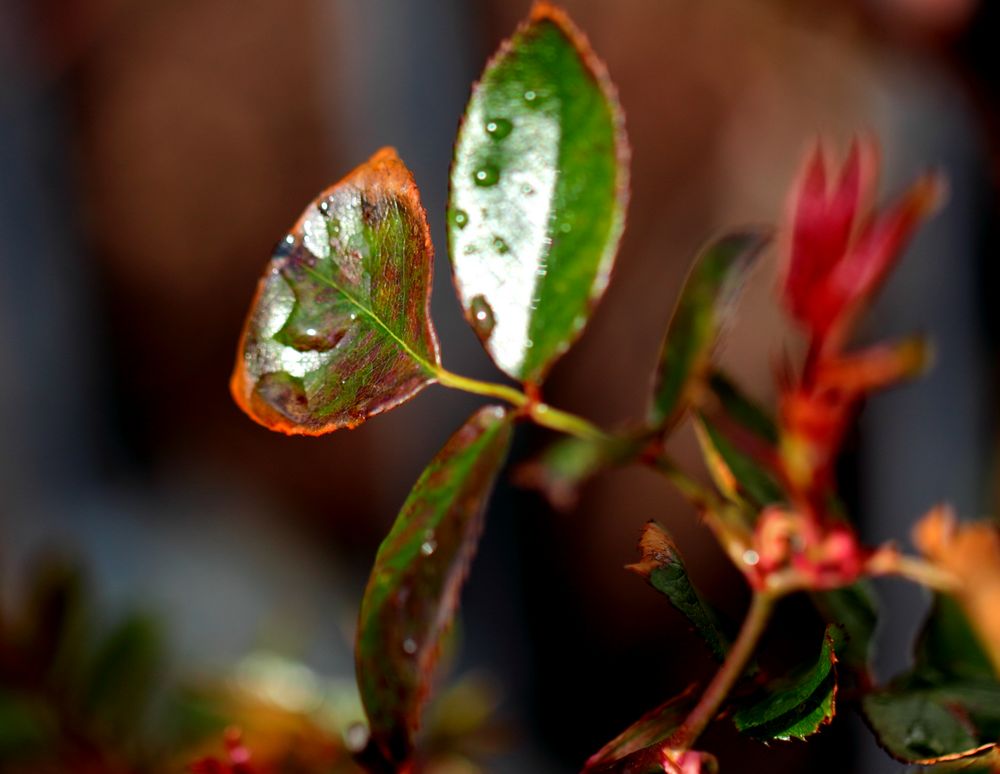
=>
[627,521,729,662]
[648,231,770,429]
[449,2,628,383]
[232,147,440,434]
[355,406,513,765]
[733,625,841,741]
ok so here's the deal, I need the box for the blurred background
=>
[1,0,998,771]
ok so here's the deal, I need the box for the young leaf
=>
[707,371,778,445]
[810,583,877,676]
[648,231,770,429]
[448,2,628,383]
[232,148,441,434]
[515,433,643,510]
[733,625,841,741]
[694,416,783,509]
[355,406,513,765]
[584,686,696,772]
[626,521,729,662]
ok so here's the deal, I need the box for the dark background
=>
[1,0,998,771]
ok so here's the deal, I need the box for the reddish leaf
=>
[232,148,440,434]
[355,406,513,766]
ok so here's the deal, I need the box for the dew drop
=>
[283,234,295,245]
[349,312,358,321]
[742,549,760,566]
[305,327,317,337]
[469,295,496,340]
[484,117,512,140]
[344,723,369,752]
[523,89,537,103]
[318,200,331,216]
[402,637,418,655]
[421,539,437,556]
[525,338,534,348]
[473,164,500,187]
[559,222,572,234]
[492,236,509,255]
[453,209,469,229]
[329,219,341,236]
[521,183,535,196]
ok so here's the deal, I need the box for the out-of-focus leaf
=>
[733,625,841,741]
[862,593,1000,765]
[694,416,783,509]
[514,434,642,510]
[863,690,996,765]
[448,2,628,383]
[626,521,729,662]
[356,406,513,765]
[82,614,163,739]
[648,231,770,429]
[232,148,440,434]
[915,594,996,683]
[810,583,877,676]
[584,686,695,771]
[707,371,777,444]
[0,692,52,758]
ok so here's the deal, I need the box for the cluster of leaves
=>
[229,2,1000,772]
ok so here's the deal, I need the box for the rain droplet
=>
[284,234,295,245]
[329,219,341,236]
[525,338,534,348]
[742,549,760,566]
[402,637,418,655]
[344,723,369,753]
[492,236,509,254]
[469,295,496,340]
[559,222,572,234]
[473,164,500,187]
[453,209,469,229]
[521,183,535,196]
[421,539,437,556]
[305,327,318,337]
[318,200,331,216]
[523,89,537,103]
[484,117,512,139]
[349,312,358,321]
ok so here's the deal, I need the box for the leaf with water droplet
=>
[231,148,441,434]
[649,230,770,430]
[626,521,730,662]
[733,625,842,741]
[355,406,513,766]
[449,2,628,383]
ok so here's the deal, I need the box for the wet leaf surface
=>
[733,625,841,741]
[355,406,513,765]
[449,2,627,383]
[648,231,769,429]
[232,148,440,434]
[627,521,729,662]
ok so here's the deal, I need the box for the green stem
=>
[669,591,775,752]
[435,368,610,442]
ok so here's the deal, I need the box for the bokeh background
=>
[1,0,998,771]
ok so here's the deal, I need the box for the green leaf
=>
[694,415,783,509]
[232,148,441,434]
[863,690,995,765]
[448,3,628,383]
[810,583,877,675]
[0,692,52,758]
[914,594,996,683]
[584,687,695,772]
[733,625,841,741]
[81,614,162,739]
[707,371,777,444]
[648,231,770,429]
[515,433,642,509]
[356,406,513,765]
[626,521,729,662]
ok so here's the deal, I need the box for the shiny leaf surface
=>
[648,231,770,428]
[356,406,513,765]
[449,2,627,383]
[733,625,841,741]
[232,148,440,434]
[627,521,729,661]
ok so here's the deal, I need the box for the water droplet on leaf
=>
[523,89,537,103]
[492,236,509,254]
[469,295,496,340]
[453,209,469,229]
[318,200,331,216]
[473,164,500,187]
[421,539,437,556]
[402,637,418,655]
[484,117,512,139]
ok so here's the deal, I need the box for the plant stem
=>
[669,591,775,752]
[435,368,610,442]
